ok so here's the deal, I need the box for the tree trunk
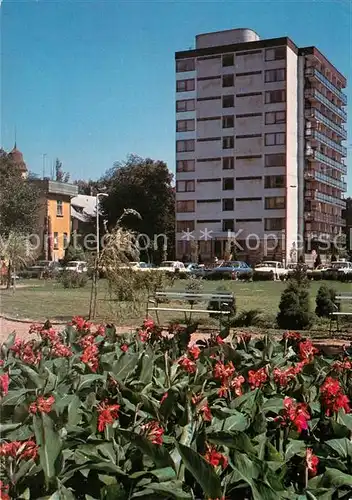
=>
[6,261,12,290]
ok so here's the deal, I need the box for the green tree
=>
[277,280,312,330]
[102,155,175,263]
[55,158,70,183]
[315,284,337,318]
[0,231,36,289]
[0,154,41,237]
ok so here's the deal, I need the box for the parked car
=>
[63,261,88,273]
[25,260,62,279]
[322,261,352,280]
[307,264,330,280]
[157,261,187,277]
[204,261,252,280]
[286,263,309,278]
[253,261,288,281]
[185,263,206,278]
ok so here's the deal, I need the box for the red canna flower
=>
[140,420,164,445]
[97,401,120,432]
[120,344,128,352]
[213,361,235,384]
[188,346,201,360]
[143,318,155,330]
[283,331,302,341]
[218,385,228,398]
[0,440,38,461]
[332,358,352,372]
[0,360,4,367]
[160,392,168,404]
[96,325,106,336]
[215,335,225,344]
[299,340,319,362]
[11,339,41,365]
[79,334,96,349]
[230,375,245,396]
[320,377,350,416]
[72,316,91,331]
[199,402,212,422]
[39,328,59,343]
[273,366,297,387]
[29,395,55,414]
[277,397,310,433]
[178,356,196,374]
[0,373,10,396]
[306,448,319,476]
[248,367,268,389]
[138,329,149,342]
[0,480,10,500]
[51,342,72,358]
[81,344,99,372]
[204,444,228,469]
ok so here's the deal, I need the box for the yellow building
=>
[32,179,78,261]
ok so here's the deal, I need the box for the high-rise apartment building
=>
[175,28,347,263]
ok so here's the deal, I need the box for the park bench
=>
[329,292,352,333]
[146,291,234,328]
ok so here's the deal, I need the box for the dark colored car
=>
[204,261,252,280]
[24,260,62,279]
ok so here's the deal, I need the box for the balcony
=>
[305,67,347,105]
[305,89,347,122]
[305,189,346,208]
[305,108,347,140]
[304,170,347,191]
[305,148,347,175]
[304,211,345,226]
[305,129,347,156]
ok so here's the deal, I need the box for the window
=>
[176,159,195,172]
[223,157,234,170]
[223,136,234,149]
[223,198,234,211]
[176,99,195,112]
[222,74,234,87]
[223,95,234,108]
[176,119,195,132]
[63,232,69,249]
[176,180,195,192]
[222,115,234,128]
[176,220,195,232]
[223,178,234,190]
[265,90,285,104]
[265,175,285,188]
[176,79,195,92]
[176,139,195,152]
[176,200,195,213]
[265,196,286,209]
[265,133,285,146]
[265,68,285,82]
[223,219,234,232]
[176,59,195,72]
[264,218,285,230]
[53,232,59,250]
[222,54,234,67]
[199,240,211,254]
[265,47,286,61]
[56,200,63,217]
[265,153,286,167]
[265,111,286,124]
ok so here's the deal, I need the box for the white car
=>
[157,261,187,275]
[64,261,88,273]
[253,261,288,281]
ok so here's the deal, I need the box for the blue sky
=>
[1,0,351,193]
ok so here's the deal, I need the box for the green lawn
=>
[1,278,351,329]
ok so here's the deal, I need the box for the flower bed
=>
[0,319,351,499]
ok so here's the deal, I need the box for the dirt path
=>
[0,316,349,355]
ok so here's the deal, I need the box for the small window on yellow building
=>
[57,200,63,217]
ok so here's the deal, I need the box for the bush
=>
[231,309,275,328]
[315,284,337,317]
[0,319,351,499]
[58,270,88,288]
[63,243,86,264]
[277,280,312,330]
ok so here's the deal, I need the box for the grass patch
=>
[1,278,351,330]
